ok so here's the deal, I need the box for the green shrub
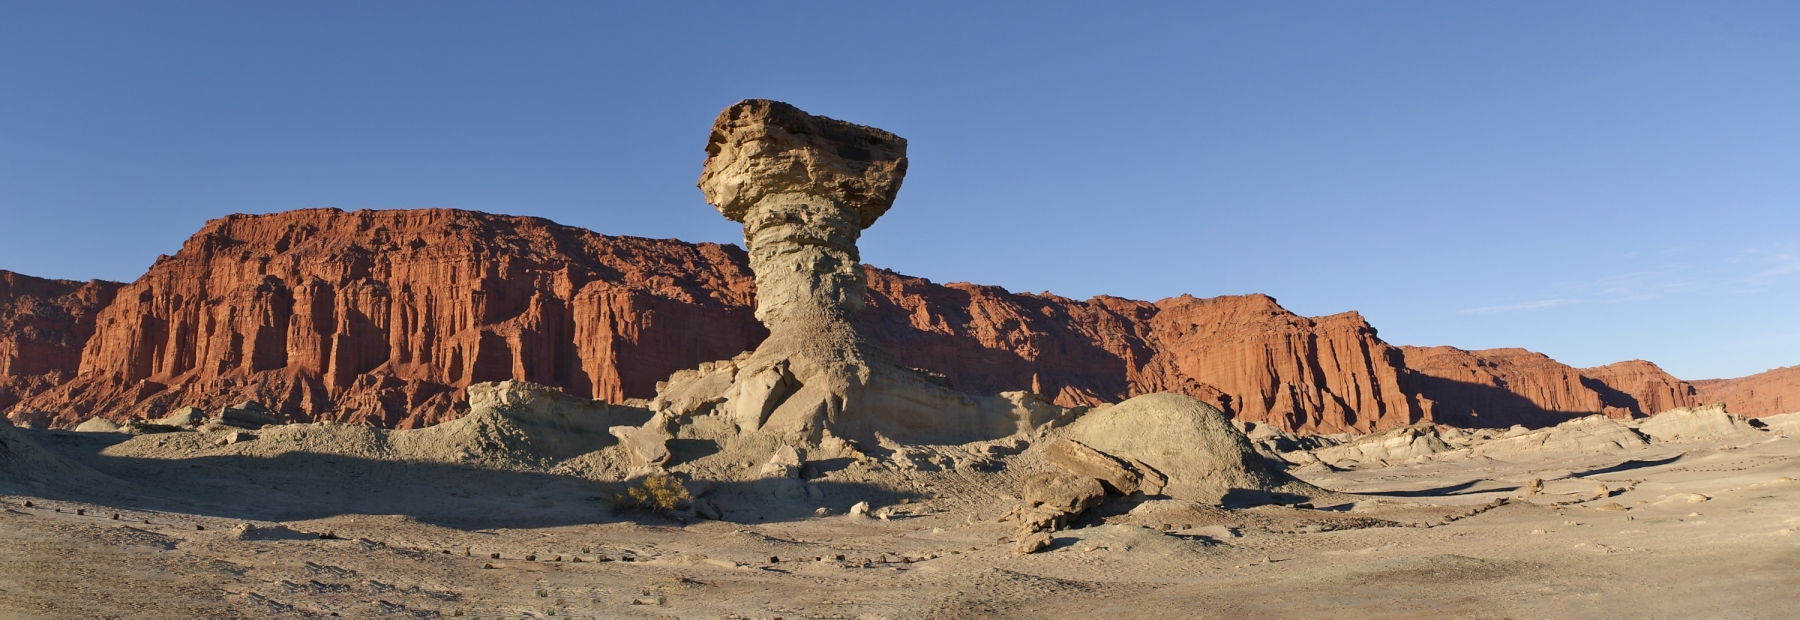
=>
[609,473,691,513]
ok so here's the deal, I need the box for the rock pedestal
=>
[656,100,1056,443]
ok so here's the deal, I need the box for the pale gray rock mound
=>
[1064,393,1332,505]
[1465,415,1649,459]
[1311,425,1451,465]
[651,100,1062,444]
[1022,471,1106,515]
[0,417,126,491]
[1638,404,1767,443]
[1760,411,1800,436]
[154,407,207,428]
[74,417,122,433]
[215,401,280,429]
[394,380,652,467]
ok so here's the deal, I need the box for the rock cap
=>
[698,99,908,229]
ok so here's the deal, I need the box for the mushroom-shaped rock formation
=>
[650,100,1060,444]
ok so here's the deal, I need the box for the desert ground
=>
[3,389,1797,619]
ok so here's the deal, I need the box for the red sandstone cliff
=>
[6,209,1426,433]
[1580,359,1701,416]
[1399,347,1699,427]
[1693,366,1800,418]
[9,209,765,428]
[862,276,1421,434]
[0,271,121,413]
[0,208,1781,433]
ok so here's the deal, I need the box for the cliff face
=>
[1399,347,1699,427]
[1580,359,1701,417]
[0,271,122,412]
[1693,366,1800,418]
[5,209,1426,433]
[9,209,765,428]
[0,207,1778,432]
[862,277,1422,434]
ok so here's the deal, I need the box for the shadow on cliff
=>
[1406,374,1597,429]
[14,431,905,531]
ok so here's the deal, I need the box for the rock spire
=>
[653,100,1053,443]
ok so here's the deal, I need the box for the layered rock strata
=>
[6,209,764,429]
[3,208,1743,434]
[0,271,121,412]
[1400,346,1699,427]
[1692,365,1800,418]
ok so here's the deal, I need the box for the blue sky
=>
[1,2,1795,380]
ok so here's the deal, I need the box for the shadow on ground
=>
[1570,455,1686,477]
[8,429,902,532]
[1355,479,1519,498]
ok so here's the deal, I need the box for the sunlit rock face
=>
[662,99,1047,443]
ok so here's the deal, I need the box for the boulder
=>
[609,424,672,468]
[1014,531,1053,555]
[1021,471,1105,515]
[154,407,207,428]
[216,402,279,429]
[1044,439,1142,495]
[759,444,803,478]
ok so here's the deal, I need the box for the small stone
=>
[693,497,722,520]
[848,501,871,517]
[1014,532,1053,555]
[195,525,205,531]
[1522,478,1544,496]
[21,501,31,508]
[526,554,536,562]
[111,514,120,520]
[491,553,501,559]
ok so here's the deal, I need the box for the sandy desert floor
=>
[3,418,1797,620]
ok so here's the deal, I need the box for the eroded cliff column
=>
[660,99,1053,443]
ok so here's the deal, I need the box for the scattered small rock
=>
[1014,532,1053,555]
[1522,478,1544,496]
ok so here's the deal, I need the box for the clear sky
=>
[1,2,1795,381]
